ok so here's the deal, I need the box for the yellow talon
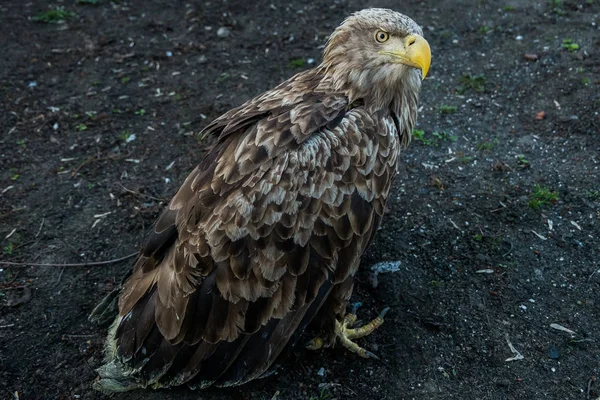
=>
[305,305,390,359]
[305,337,325,351]
[345,314,386,340]
[336,325,378,359]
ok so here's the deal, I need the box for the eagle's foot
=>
[305,303,389,359]
[335,303,389,359]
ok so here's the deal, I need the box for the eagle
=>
[91,8,431,392]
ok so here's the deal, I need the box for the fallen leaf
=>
[536,111,546,120]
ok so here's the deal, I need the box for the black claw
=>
[378,307,390,319]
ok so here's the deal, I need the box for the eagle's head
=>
[322,8,431,111]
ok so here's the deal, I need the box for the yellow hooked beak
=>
[380,34,431,80]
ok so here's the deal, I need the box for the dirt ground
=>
[1,0,599,399]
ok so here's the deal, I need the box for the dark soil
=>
[1,0,599,399]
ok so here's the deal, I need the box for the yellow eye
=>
[375,30,389,43]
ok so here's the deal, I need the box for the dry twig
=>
[35,218,45,237]
[118,183,164,201]
[0,252,137,268]
[71,154,124,177]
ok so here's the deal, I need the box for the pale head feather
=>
[320,8,424,119]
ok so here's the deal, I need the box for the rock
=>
[547,345,560,359]
[217,26,231,38]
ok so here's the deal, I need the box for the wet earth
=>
[1,0,599,399]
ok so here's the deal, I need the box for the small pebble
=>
[524,53,538,62]
[547,345,560,359]
[316,367,325,376]
[217,26,231,38]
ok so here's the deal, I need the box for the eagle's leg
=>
[306,302,389,359]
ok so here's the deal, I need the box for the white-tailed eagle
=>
[91,8,431,392]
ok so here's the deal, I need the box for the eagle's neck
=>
[390,71,421,146]
[317,64,421,146]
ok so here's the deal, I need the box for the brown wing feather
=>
[101,67,402,390]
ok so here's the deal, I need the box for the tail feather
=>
[214,278,333,387]
[88,289,120,326]
[172,335,249,389]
